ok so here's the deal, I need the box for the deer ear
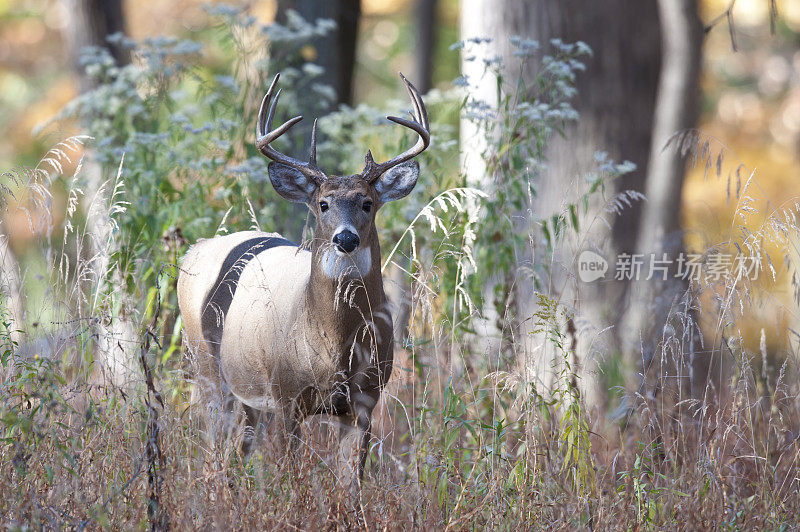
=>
[268,162,317,203]
[374,160,419,203]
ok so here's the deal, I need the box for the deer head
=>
[255,73,430,279]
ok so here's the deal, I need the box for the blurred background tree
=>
[275,0,360,108]
[460,0,665,408]
[63,0,129,91]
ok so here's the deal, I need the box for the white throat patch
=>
[320,247,372,279]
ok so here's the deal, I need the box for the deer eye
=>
[319,201,329,212]
[362,201,372,213]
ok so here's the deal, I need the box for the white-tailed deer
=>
[177,72,429,495]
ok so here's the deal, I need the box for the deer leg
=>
[336,405,373,505]
[356,417,372,483]
[184,339,227,451]
[277,403,302,457]
[241,404,262,456]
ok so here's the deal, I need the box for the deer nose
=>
[332,230,360,254]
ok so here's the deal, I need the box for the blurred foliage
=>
[684,0,800,354]
[355,0,459,105]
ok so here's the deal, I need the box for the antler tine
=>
[310,118,318,166]
[266,87,282,133]
[363,73,431,183]
[255,73,326,184]
[257,73,281,138]
[400,72,429,129]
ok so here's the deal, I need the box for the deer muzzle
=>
[332,230,360,254]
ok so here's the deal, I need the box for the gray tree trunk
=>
[61,0,139,390]
[618,0,702,397]
[0,235,24,346]
[63,0,128,91]
[460,0,662,408]
[0,231,25,383]
[277,0,361,107]
[415,0,438,94]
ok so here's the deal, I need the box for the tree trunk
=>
[277,0,361,107]
[0,235,24,346]
[61,0,139,390]
[460,0,662,408]
[63,0,128,91]
[619,0,702,398]
[84,166,141,390]
[415,0,438,94]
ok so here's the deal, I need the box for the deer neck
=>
[307,232,385,347]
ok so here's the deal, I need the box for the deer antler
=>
[361,73,431,183]
[256,73,326,185]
